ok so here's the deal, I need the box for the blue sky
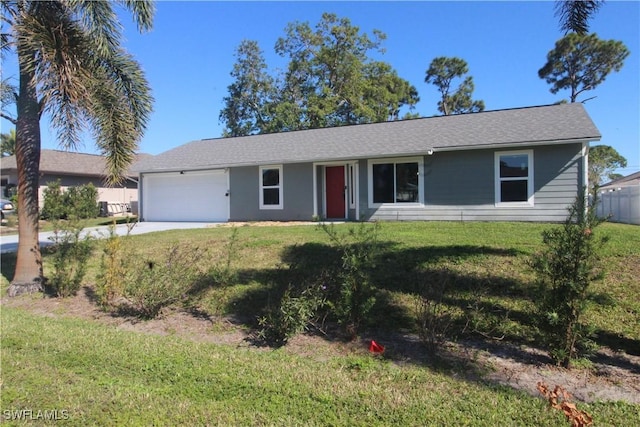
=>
[2,1,639,175]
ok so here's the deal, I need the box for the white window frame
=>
[367,157,423,207]
[259,165,283,210]
[348,163,357,209]
[494,150,534,207]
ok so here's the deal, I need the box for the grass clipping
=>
[537,382,593,427]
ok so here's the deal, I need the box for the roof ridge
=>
[42,149,104,157]
[194,103,579,144]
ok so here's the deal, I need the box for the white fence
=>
[597,186,640,225]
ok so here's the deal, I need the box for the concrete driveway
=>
[0,222,218,254]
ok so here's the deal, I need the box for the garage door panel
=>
[143,171,228,222]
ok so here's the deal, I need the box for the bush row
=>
[41,180,100,220]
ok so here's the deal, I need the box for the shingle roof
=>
[134,103,601,173]
[1,149,151,178]
[601,171,640,189]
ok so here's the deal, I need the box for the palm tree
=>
[1,1,154,296]
[1,128,16,156]
[555,0,604,35]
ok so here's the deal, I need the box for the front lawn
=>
[1,221,639,425]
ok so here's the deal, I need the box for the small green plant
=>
[208,227,240,286]
[47,219,94,297]
[531,188,608,367]
[415,268,454,353]
[257,280,327,346]
[121,243,209,318]
[321,222,380,338]
[95,223,130,309]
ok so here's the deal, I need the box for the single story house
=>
[133,103,601,223]
[1,149,149,215]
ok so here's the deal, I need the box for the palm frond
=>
[1,77,17,107]
[92,48,153,136]
[119,0,154,32]
[66,0,121,57]
[2,1,18,59]
[15,1,93,149]
[11,0,153,183]
[555,0,604,35]
[85,47,152,185]
[88,73,139,185]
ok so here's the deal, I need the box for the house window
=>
[495,150,534,206]
[369,158,422,205]
[259,165,283,209]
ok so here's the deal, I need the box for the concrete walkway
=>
[0,222,218,254]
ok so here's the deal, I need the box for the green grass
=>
[6,306,633,426]
[2,222,639,346]
[2,221,639,424]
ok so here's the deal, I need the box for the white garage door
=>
[142,170,228,222]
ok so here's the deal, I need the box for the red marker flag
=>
[369,340,385,354]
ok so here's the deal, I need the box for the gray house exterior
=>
[133,103,601,223]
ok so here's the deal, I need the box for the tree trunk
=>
[7,43,44,296]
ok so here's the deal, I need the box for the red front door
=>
[325,166,346,219]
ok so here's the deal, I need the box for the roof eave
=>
[433,136,601,152]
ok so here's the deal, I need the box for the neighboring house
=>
[133,103,601,223]
[1,149,149,215]
[600,171,640,191]
[597,171,640,225]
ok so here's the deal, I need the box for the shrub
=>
[531,188,607,367]
[47,220,94,297]
[95,224,130,309]
[41,180,66,220]
[415,268,455,353]
[41,180,99,220]
[321,222,379,338]
[257,280,327,346]
[258,222,381,345]
[66,183,100,219]
[121,243,209,318]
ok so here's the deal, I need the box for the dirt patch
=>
[214,221,320,228]
[2,287,639,405]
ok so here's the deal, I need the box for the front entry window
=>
[369,158,422,206]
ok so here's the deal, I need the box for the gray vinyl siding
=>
[229,163,315,221]
[362,144,583,222]
[424,151,494,206]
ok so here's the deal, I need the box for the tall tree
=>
[1,0,154,296]
[362,61,420,121]
[275,13,380,129]
[555,0,604,35]
[220,13,418,136]
[538,33,629,103]
[589,145,627,187]
[1,128,16,157]
[424,57,484,116]
[219,40,275,137]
